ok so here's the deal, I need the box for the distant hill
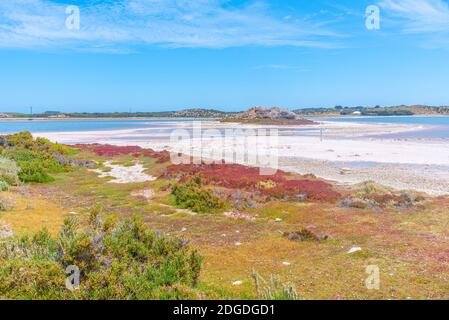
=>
[2,108,232,119]
[293,105,449,117]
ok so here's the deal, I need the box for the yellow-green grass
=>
[0,191,66,236]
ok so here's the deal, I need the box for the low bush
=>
[172,176,225,213]
[0,209,203,300]
[0,132,74,184]
[0,157,20,186]
[349,181,425,209]
[35,137,73,156]
[0,181,9,191]
[3,148,66,174]
[251,270,299,300]
[0,195,14,211]
[17,161,55,183]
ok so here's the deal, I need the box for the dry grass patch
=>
[0,192,66,236]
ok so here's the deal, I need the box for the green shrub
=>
[3,148,66,174]
[172,176,224,213]
[17,161,55,183]
[35,137,73,156]
[0,180,9,191]
[0,132,74,184]
[0,209,203,300]
[1,131,34,149]
[0,157,20,186]
[357,181,389,197]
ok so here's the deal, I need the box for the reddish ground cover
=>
[164,163,340,202]
[264,179,340,201]
[75,144,170,163]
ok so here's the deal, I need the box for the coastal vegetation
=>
[0,210,203,299]
[172,176,225,214]
[0,132,448,300]
[0,132,73,184]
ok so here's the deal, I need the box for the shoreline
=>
[0,117,217,121]
[1,113,448,121]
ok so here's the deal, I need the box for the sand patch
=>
[131,188,155,202]
[92,161,156,184]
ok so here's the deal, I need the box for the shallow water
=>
[312,116,449,139]
[0,119,199,134]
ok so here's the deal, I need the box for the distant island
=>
[221,107,316,125]
[1,105,449,120]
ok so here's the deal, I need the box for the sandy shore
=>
[36,120,449,196]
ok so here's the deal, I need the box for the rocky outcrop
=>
[222,107,316,125]
[239,107,298,120]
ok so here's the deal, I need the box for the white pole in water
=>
[320,127,323,142]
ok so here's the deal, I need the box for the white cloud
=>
[0,0,341,51]
[380,0,449,32]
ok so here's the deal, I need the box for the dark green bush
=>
[16,161,55,183]
[0,210,203,300]
[172,176,225,213]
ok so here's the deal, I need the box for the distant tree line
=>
[5,109,231,119]
[293,105,449,116]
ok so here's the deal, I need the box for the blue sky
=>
[1,0,449,113]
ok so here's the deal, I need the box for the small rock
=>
[0,224,13,239]
[69,211,78,215]
[235,242,242,246]
[282,261,291,266]
[347,246,362,254]
[284,229,325,242]
[339,198,371,209]
[275,218,282,223]
[232,280,243,286]
[180,227,187,232]
[295,194,308,201]
[223,211,256,222]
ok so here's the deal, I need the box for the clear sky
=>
[1,0,449,113]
